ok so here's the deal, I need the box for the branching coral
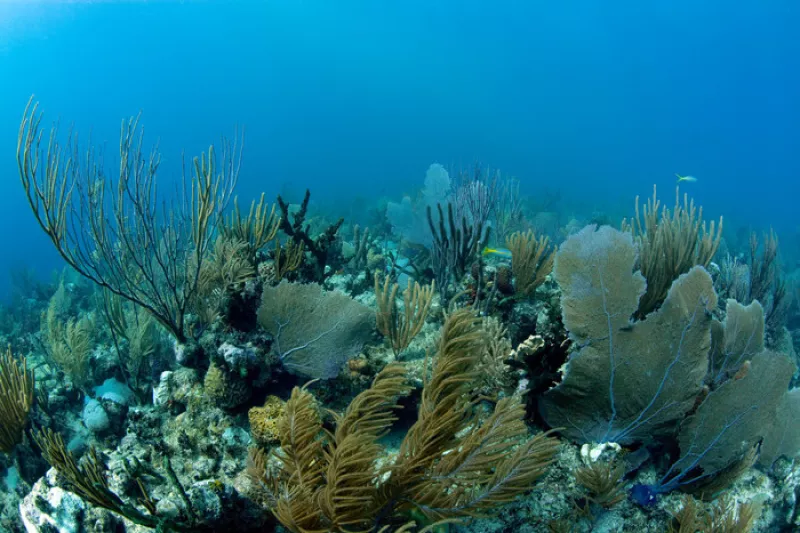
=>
[427,202,490,305]
[272,238,304,280]
[622,185,722,316]
[505,229,555,298]
[0,347,34,453]
[42,287,94,392]
[277,189,344,282]
[493,175,525,243]
[668,495,759,533]
[575,460,626,509]
[452,163,498,228]
[192,235,257,327]
[344,224,371,271]
[715,230,788,343]
[18,98,237,343]
[98,289,165,404]
[746,230,788,337]
[219,193,280,262]
[265,309,558,532]
[475,316,514,396]
[374,272,434,356]
[748,230,782,306]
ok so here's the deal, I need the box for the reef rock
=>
[20,469,86,533]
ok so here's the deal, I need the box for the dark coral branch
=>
[276,189,344,282]
[426,202,490,305]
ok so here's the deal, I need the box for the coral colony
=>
[2,100,799,532]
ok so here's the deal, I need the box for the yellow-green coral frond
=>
[273,386,327,532]
[320,363,411,531]
[623,185,722,316]
[220,193,280,255]
[505,230,554,298]
[375,273,435,355]
[0,347,34,453]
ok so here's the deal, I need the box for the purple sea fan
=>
[258,281,374,380]
[539,225,715,445]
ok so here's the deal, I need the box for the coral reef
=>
[4,102,800,533]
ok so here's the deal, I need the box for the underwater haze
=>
[6,2,800,532]
[1,0,799,294]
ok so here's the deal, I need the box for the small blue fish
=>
[675,173,697,184]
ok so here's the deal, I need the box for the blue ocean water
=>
[1,0,798,296]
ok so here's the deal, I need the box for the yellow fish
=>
[482,247,513,258]
[675,173,697,184]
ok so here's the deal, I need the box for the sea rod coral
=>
[263,309,559,532]
[17,98,237,344]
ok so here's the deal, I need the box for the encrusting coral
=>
[247,395,284,447]
[204,362,252,409]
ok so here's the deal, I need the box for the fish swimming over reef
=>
[482,247,513,258]
[675,173,697,183]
